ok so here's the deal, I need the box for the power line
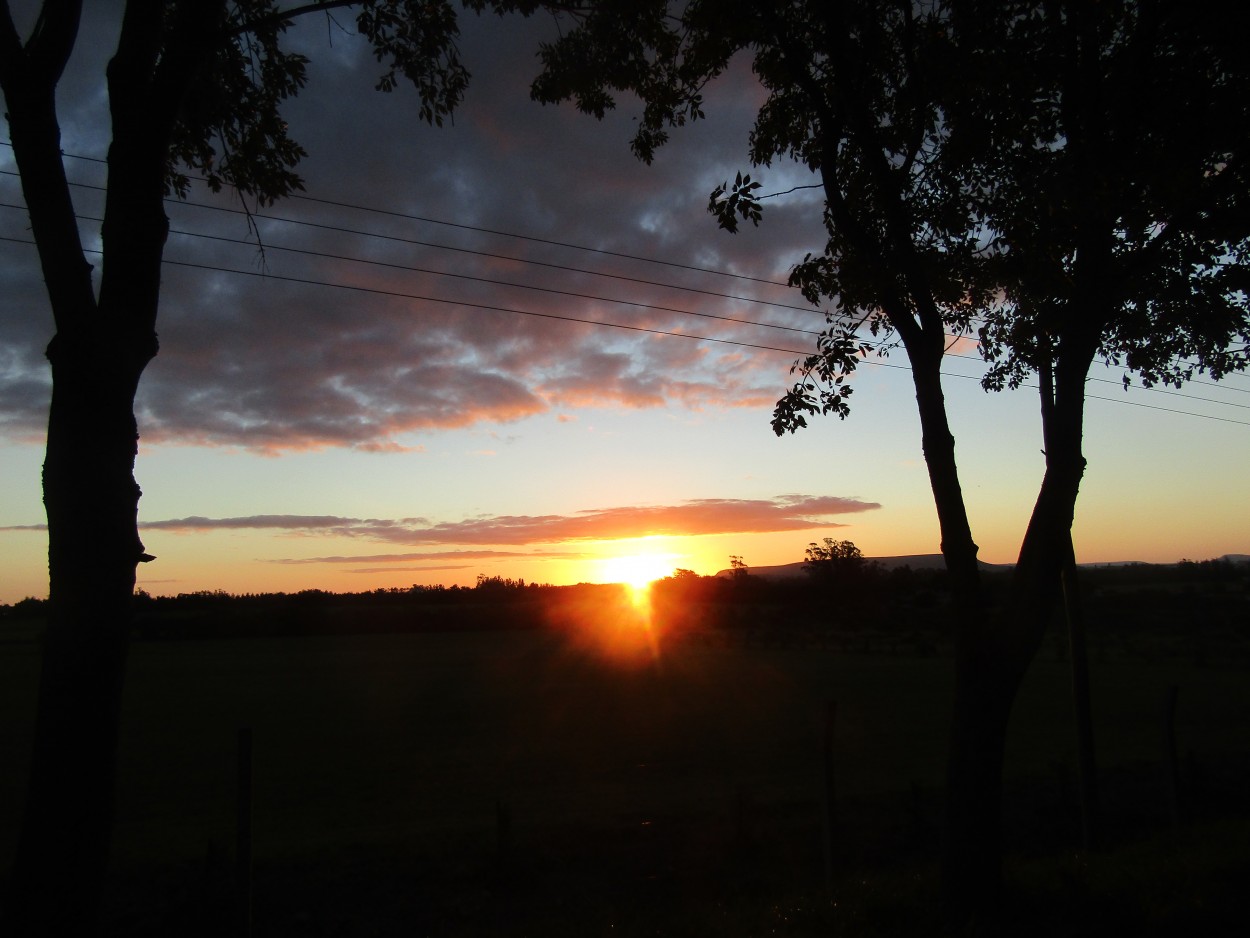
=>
[5,162,1250,421]
[158,255,855,360]
[7,230,1249,427]
[9,197,1248,414]
[0,167,828,320]
[24,144,1250,391]
[289,190,793,288]
[1,144,794,287]
[0,197,823,339]
[169,201,827,318]
[6,157,1250,395]
[9,186,1250,414]
[166,225,825,338]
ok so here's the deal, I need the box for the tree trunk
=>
[943,622,1019,930]
[2,332,150,935]
[910,355,982,605]
[941,343,1093,928]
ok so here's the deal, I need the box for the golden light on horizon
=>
[598,552,675,591]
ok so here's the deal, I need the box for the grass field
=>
[2,616,1248,935]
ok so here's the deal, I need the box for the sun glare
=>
[600,553,673,592]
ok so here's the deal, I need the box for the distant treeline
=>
[2,559,1246,650]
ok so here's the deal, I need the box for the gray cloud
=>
[268,549,587,566]
[139,494,880,547]
[1,8,830,453]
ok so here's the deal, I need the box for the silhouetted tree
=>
[0,2,545,932]
[530,0,1250,925]
[803,537,862,573]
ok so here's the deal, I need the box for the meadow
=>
[2,576,1248,935]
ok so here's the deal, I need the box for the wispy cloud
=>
[140,494,880,547]
[267,549,585,565]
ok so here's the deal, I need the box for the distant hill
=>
[715,554,1007,581]
[718,552,1250,581]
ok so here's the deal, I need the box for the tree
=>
[529,0,1250,925]
[802,537,864,583]
[0,1,536,931]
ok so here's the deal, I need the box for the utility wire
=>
[171,199,827,318]
[4,162,1250,418]
[9,198,1249,414]
[7,231,1248,427]
[157,255,862,360]
[13,144,1248,389]
[175,226,824,337]
[0,144,792,286]
[5,159,1250,393]
[0,169,827,319]
[8,188,1250,411]
[7,171,1249,404]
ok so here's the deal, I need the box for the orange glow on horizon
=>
[541,581,663,667]
[598,551,675,591]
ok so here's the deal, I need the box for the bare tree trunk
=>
[2,8,219,931]
[941,335,1094,927]
[943,626,1019,929]
[4,338,149,934]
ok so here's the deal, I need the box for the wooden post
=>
[1161,685,1181,830]
[236,727,253,938]
[496,799,512,865]
[822,699,836,891]
[1062,550,1098,851]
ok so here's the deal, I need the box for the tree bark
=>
[4,339,148,934]
[1,4,171,929]
[940,326,1097,928]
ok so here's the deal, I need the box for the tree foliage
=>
[164,1,480,204]
[533,0,1250,420]
[803,537,863,571]
[528,0,1250,926]
[0,2,545,933]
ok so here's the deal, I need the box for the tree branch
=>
[226,0,362,39]
[23,0,82,85]
[0,3,24,85]
[0,1,95,331]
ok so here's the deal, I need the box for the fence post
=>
[822,699,837,891]
[237,727,253,938]
[1062,552,1098,851]
[496,799,512,866]
[1161,685,1181,829]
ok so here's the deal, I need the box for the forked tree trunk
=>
[940,348,1092,928]
[3,334,151,935]
[2,8,218,931]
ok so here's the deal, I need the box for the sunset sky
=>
[2,6,1248,604]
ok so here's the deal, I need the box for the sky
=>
[2,5,1248,604]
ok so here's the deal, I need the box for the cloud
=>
[267,549,586,566]
[0,10,833,454]
[141,494,881,548]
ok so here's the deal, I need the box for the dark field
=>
[2,581,1248,935]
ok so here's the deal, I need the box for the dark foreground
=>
[2,576,1248,935]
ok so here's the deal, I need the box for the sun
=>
[600,553,673,592]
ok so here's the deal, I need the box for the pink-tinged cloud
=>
[0,10,835,454]
[141,514,427,533]
[268,549,585,565]
[141,494,880,547]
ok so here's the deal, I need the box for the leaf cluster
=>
[529,0,1250,427]
[529,0,738,163]
[168,2,310,204]
[167,0,480,207]
[958,0,1250,393]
